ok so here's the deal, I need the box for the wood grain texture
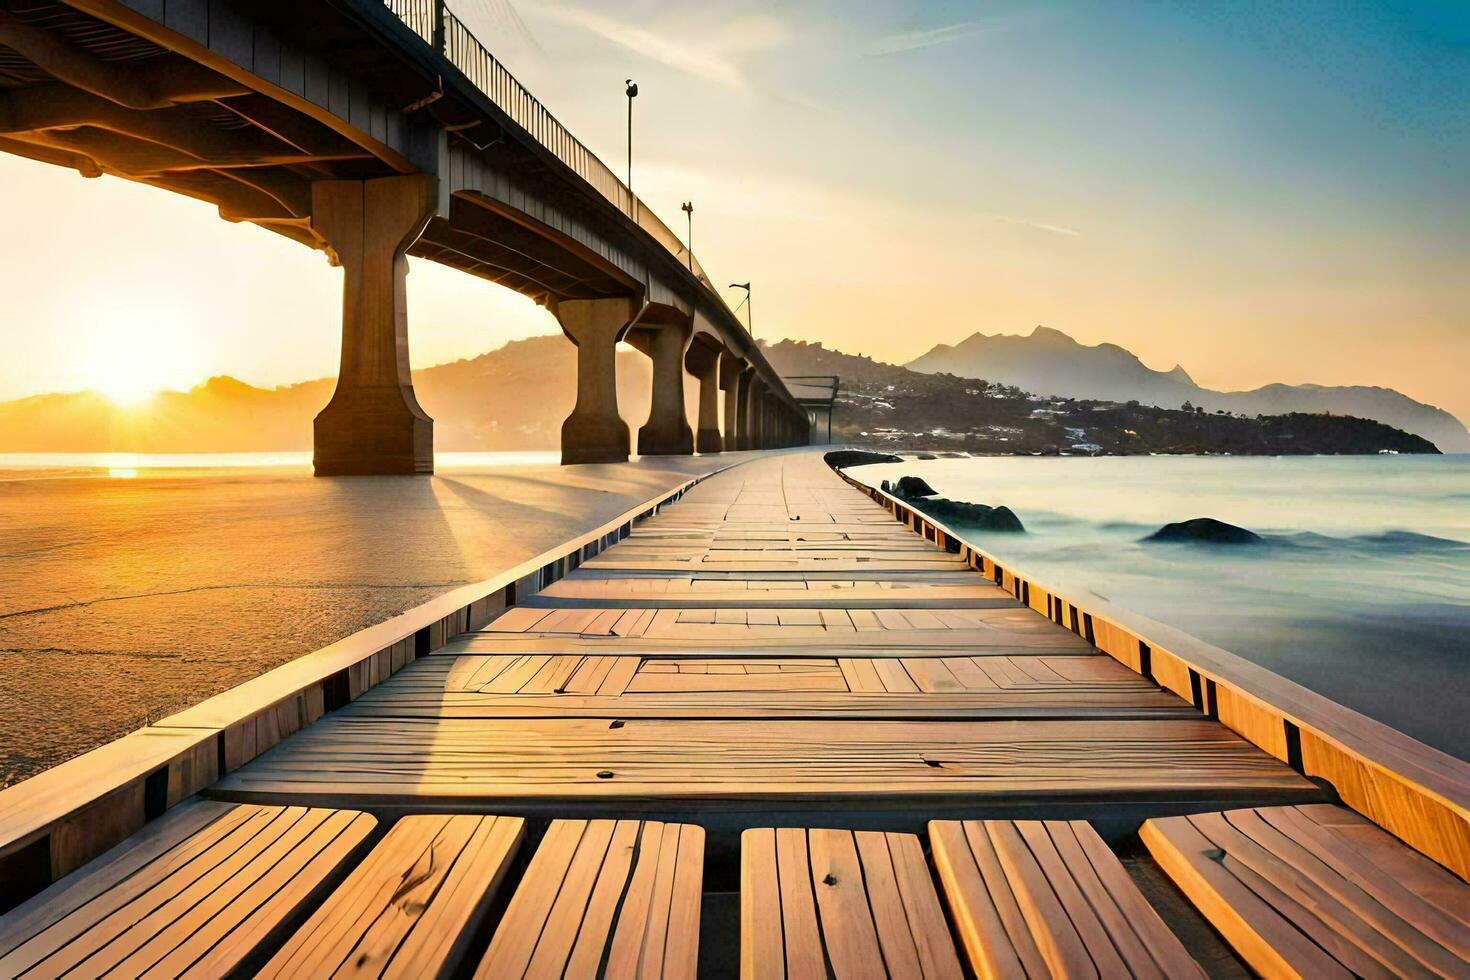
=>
[476,818,703,979]
[742,826,963,979]
[1141,805,1470,978]
[259,813,524,979]
[214,716,1316,803]
[930,818,1203,979]
[0,801,375,979]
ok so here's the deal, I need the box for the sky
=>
[2,0,1467,420]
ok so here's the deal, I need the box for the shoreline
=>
[0,452,759,787]
[844,451,1470,760]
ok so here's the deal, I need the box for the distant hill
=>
[762,339,1438,456]
[0,336,680,453]
[0,333,1441,456]
[906,326,1470,451]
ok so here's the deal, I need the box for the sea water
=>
[850,454,1470,760]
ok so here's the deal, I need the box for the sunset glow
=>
[75,317,203,407]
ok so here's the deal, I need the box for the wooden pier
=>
[1,451,1466,977]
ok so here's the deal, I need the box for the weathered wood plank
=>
[931,818,1203,979]
[1142,806,1469,978]
[745,827,962,979]
[260,813,523,978]
[476,819,702,978]
[0,802,375,979]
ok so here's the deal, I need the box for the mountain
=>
[906,326,1470,452]
[0,336,681,453]
[763,339,1438,456]
[0,333,1442,457]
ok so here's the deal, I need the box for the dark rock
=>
[825,450,903,469]
[894,475,939,498]
[1145,517,1262,545]
[910,497,1025,532]
[915,453,938,460]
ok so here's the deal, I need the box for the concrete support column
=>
[718,354,743,452]
[630,323,694,456]
[685,341,723,454]
[747,379,766,449]
[312,175,436,476]
[556,296,640,465]
[734,368,754,450]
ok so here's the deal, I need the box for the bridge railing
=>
[383,3,727,324]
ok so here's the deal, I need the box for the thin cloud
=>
[978,211,1083,237]
[869,21,983,56]
[528,3,786,88]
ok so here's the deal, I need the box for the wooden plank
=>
[259,813,524,978]
[808,829,885,975]
[1141,813,1354,978]
[0,803,374,979]
[481,655,550,694]
[740,831,784,978]
[1013,820,1129,977]
[598,656,641,695]
[1192,809,1435,976]
[479,819,702,979]
[985,820,1098,977]
[215,718,1317,802]
[624,671,847,693]
[874,659,919,693]
[1058,819,1203,978]
[929,820,1033,978]
[838,657,884,692]
[774,828,826,979]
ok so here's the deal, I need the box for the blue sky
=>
[1,0,1465,418]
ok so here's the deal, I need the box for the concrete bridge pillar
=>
[685,342,723,454]
[748,379,768,450]
[719,355,743,452]
[312,175,436,476]
[556,296,640,465]
[736,370,755,450]
[629,323,694,456]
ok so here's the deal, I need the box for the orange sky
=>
[2,1,1466,424]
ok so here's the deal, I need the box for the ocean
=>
[849,454,1470,761]
[0,450,561,480]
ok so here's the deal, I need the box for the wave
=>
[1262,530,1470,554]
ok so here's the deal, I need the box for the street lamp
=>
[681,201,693,271]
[624,78,638,194]
[729,281,752,336]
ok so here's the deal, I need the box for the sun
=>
[77,316,202,407]
[96,375,162,406]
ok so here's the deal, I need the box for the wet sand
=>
[0,454,751,786]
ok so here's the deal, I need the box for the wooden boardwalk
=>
[5,451,1466,977]
[214,454,1318,814]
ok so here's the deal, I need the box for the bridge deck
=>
[214,453,1318,818]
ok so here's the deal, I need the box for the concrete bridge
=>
[0,0,810,472]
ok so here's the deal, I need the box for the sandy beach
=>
[0,453,748,785]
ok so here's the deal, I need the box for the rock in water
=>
[986,506,1025,532]
[894,475,939,498]
[1145,518,1262,545]
[910,498,1026,532]
[825,450,903,468]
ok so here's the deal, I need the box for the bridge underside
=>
[0,0,809,470]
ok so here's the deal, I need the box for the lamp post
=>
[681,201,693,271]
[729,282,752,336]
[624,78,637,195]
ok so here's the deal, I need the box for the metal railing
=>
[384,0,437,44]
[386,2,716,289]
[378,1,803,409]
